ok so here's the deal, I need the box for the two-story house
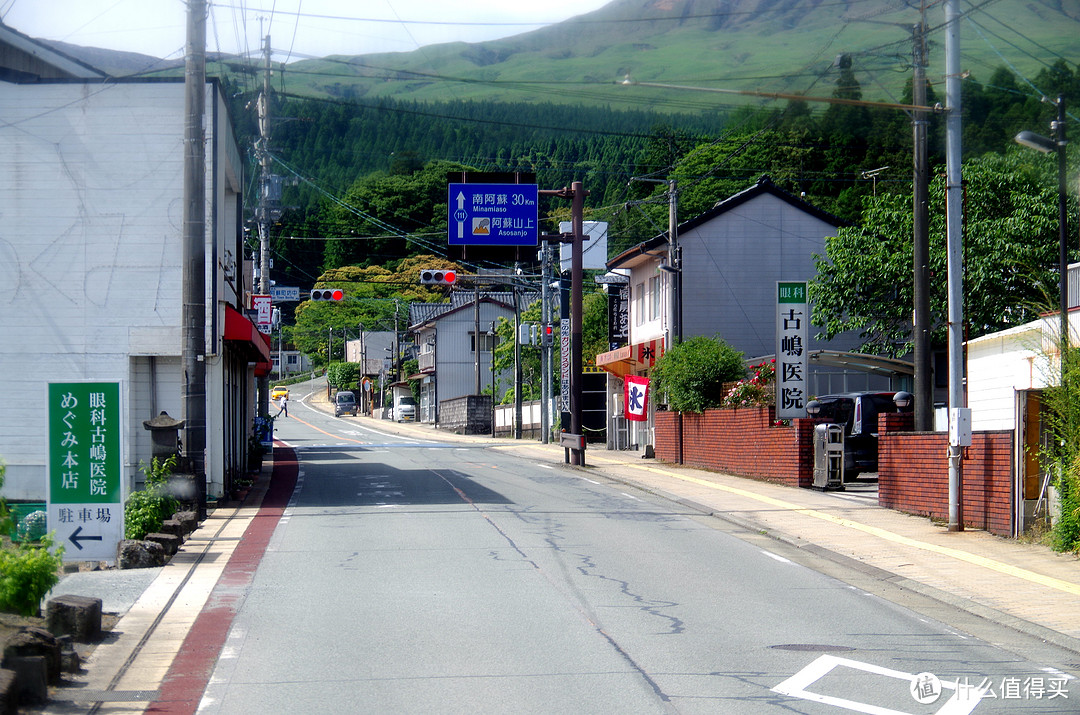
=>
[600,176,881,449]
[410,292,521,425]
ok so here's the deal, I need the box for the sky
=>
[0,0,613,63]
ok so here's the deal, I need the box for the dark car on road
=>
[810,392,901,479]
[334,390,358,417]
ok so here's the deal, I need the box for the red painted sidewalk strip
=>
[147,445,298,714]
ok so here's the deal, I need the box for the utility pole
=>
[668,179,681,343]
[944,0,965,531]
[514,282,523,439]
[540,241,552,444]
[571,182,586,465]
[912,9,933,432]
[474,284,482,395]
[182,0,207,519]
[256,33,273,419]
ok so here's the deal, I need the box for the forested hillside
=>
[247,59,1079,296]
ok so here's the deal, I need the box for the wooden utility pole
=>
[182,0,207,518]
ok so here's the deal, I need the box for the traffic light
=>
[420,269,456,286]
[541,324,554,346]
[310,288,344,301]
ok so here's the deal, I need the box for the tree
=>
[288,255,462,365]
[650,336,746,412]
[490,287,608,404]
[811,151,1069,355]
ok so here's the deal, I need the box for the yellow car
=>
[271,386,289,401]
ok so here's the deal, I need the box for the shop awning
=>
[597,345,633,377]
[596,338,666,378]
[224,304,272,375]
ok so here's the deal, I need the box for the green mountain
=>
[275,0,1080,110]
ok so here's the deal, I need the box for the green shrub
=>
[124,455,180,540]
[0,536,64,617]
[0,459,10,537]
[651,336,746,413]
[1040,345,1080,552]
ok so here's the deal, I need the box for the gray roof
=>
[408,291,539,330]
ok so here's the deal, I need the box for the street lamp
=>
[1015,95,1070,380]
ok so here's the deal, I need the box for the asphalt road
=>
[196,396,1077,714]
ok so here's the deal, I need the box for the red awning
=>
[224,304,272,375]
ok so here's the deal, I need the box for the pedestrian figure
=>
[279,395,288,417]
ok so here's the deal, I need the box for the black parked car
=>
[810,392,901,478]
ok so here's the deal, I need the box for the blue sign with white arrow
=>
[448,183,539,246]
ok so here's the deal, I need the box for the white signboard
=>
[560,317,571,412]
[252,294,272,335]
[776,282,808,419]
[558,221,609,273]
[270,285,300,302]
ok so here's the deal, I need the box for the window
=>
[649,276,661,320]
[471,332,498,353]
[287,354,298,365]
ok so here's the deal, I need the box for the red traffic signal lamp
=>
[311,288,344,301]
[420,269,456,286]
[541,324,554,346]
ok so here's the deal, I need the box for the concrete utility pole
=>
[912,10,933,432]
[540,241,552,444]
[255,34,273,419]
[667,179,681,344]
[944,0,965,531]
[182,0,207,519]
[474,284,482,395]
[513,282,523,439]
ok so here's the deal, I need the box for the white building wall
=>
[628,259,666,346]
[967,319,1060,432]
[434,302,515,403]
[0,81,235,500]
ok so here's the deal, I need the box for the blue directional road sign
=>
[448,183,538,246]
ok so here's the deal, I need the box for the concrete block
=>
[46,595,103,643]
[2,626,61,684]
[0,668,16,715]
[5,656,47,705]
[159,519,185,537]
[117,540,166,569]
[173,510,199,535]
[144,532,180,557]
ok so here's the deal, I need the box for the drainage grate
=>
[770,644,856,653]
[53,689,160,702]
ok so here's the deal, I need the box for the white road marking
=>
[772,654,982,715]
[761,551,793,564]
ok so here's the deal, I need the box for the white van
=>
[394,395,417,422]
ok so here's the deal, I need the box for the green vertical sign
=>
[48,382,124,562]
[48,382,122,503]
[777,281,807,304]
[776,282,809,419]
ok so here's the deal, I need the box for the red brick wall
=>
[878,423,1013,536]
[654,408,815,487]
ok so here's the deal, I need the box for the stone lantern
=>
[142,411,184,462]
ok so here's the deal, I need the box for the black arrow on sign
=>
[68,526,103,551]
